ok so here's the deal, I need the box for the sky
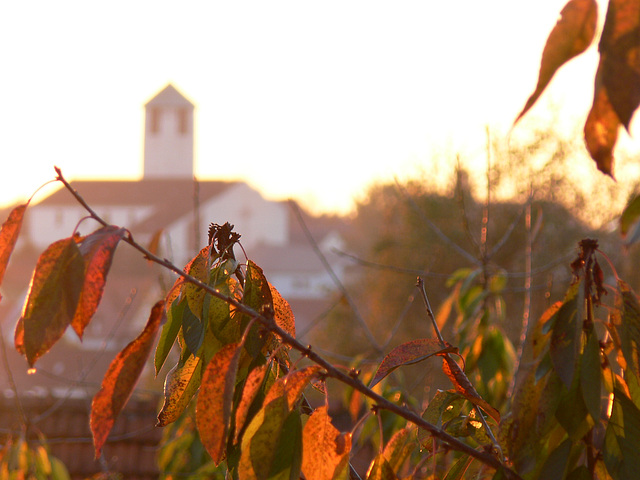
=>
[0,1,633,216]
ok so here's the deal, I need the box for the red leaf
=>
[516,0,598,123]
[0,203,27,288]
[15,237,85,367]
[369,339,458,388]
[72,226,126,338]
[584,63,621,175]
[90,300,164,458]
[440,354,501,423]
[599,0,640,130]
[195,342,242,465]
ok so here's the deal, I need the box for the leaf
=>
[72,226,126,338]
[265,366,323,410]
[195,342,242,465]
[156,327,223,427]
[612,281,640,379]
[0,203,27,288]
[620,193,640,242]
[515,0,598,123]
[369,339,457,388]
[604,388,640,480]
[271,283,295,341]
[365,454,398,480]
[155,296,186,376]
[440,354,500,423]
[182,303,205,355]
[15,237,85,366]
[580,330,602,422]
[550,291,580,388]
[598,0,640,131]
[443,454,474,480]
[382,427,415,473]
[90,300,164,458]
[234,364,269,444]
[237,394,292,480]
[301,406,352,480]
[537,438,572,480]
[584,64,621,175]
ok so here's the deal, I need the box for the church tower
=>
[143,84,195,179]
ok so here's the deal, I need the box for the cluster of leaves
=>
[516,0,640,176]
[504,239,640,479]
[0,433,70,480]
[0,173,515,479]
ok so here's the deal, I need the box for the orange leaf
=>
[195,342,242,465]
[72,226,126,338]
[515,0,598,123]
[369,339,458,388]
[234,364,268,444]
[264,366,323,410]
[584,65,620,176]
[16,237,85,367]
[599,0,640,130]
[440,354,501,423]
[271,283,295,341]
[90,300,164,458]
[301,406,352,480]
[0,203,27,288]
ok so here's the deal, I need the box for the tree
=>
[3,0,640,478]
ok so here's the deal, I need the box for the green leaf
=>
[365,454,397,480]
[15,237,85,367]
[369,339,457,388]
[580,330,602,422]
[604,388,640,480]
[155,296,186,376]
[382,427,414,473]
[615,282,640,379]
[443,454,473,480]
[183,303,205,355]
[556,365,592,441]
[157,327,223,427]
[238,394,289,480]
[620,193,640,241]
[537,438,572,480]
[234,364,269,444]
[550,290,580,388]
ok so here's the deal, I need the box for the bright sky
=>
[0,1,628,216]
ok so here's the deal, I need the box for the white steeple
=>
[143,84,195,179]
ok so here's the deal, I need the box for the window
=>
[178,108,189,135]
[149,107,161,134]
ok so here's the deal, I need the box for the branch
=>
[54,167,520,480]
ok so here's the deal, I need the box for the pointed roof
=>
[145,84,194,108]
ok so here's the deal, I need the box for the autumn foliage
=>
[3,1,640,479]
[515,0,640,176]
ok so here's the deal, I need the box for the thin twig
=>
[394,180,480,266]
[288,199,382,353]
[417,277,505,463]
[54,167,521,480]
